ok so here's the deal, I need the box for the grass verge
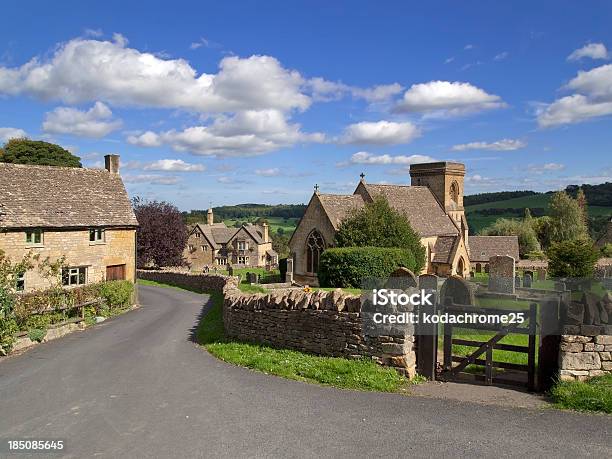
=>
[196,292,408,392]
[550,374,612,414]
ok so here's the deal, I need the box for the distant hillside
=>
[184,203,306,224]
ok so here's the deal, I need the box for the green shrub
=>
[547,239,599,278]
[601,243,612,258]
[550,374,612,413]
[27,328,47,343]
[96,281,134,310]
[318,247,418,288]
[23,314,51,331]
[0,316,19,352]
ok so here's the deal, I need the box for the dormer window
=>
[25,229,43,246]
[89,228,105,243]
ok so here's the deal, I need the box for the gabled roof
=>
[361,184,459,237]
[468,236,520,262]
[195,221,268,247]
[0,163,138,228]
[432,235,459,263]
[317,194,364,229]
[211,226,237,244]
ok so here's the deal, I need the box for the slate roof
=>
[362,184,459,237]
[432,235,459,263]
[468,236,520,262]
[317,194,364,229]
[0,163,138,228]
[195,222,268,247]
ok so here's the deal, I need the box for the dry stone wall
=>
[559,335,612,381]
[137,269,239,293]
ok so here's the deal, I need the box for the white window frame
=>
[237,256,249,265]
[16,272,25,292]
[25,229,43,246]
[89,228,105,244]
[62,267,87,287]
[237,241,249,251]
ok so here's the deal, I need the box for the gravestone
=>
[246,272,258,284]
[227,265,234,276]
[386,267,418,290]
[285,258,294,284]
[469,271,475,278]
[418,274,438,292]
[440,275,474,305]
[488,255,515,294]
[515,275,521,288]
[523,272,533,288]
[537,268,546,281]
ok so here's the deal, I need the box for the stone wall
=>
[137,269,238,293]
[559,334,612,381]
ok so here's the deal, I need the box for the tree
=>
[480,218,541,257]
[548,191,589,244]
[133,198,188,268]
[0,139,82,167]
[575,188,589,227]
[547,239,599,278]
[334,196,426,273]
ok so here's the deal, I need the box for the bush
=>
[318,247,417,288]
[601,243,612,258]
[480,218,540,257]
[96,281,134,310]
[547,239,599,278]
[0,316,19,352]
[28,328,47,343]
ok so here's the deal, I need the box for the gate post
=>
[416,292,438,380]
[538,298,561,392]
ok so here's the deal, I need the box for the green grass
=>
[313,287,363,295]
[138,278,204,294]
[550,374,612,413]
[196,292,409,392]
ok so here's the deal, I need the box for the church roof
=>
[317,194,364,229]
[362,184,459,237]
[432,235,459,263]
[468,236,520,262]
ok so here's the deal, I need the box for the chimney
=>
[207,207,214,225]
[262,222,269,243]
[104,154,120,174]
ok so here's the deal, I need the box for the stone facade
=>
[1,228,136,292]
[559,334,612,381]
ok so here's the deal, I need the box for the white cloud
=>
[494,52,508,61]
[464,44,474,50]
[451,138,526,151]
[0,127,27,143]
[567,43,609,61]
[394,81,506,115]
[42,102,122,138]
[341,121,420,145]
[537,64,612,127]
[343,151,436,166]
[190,37,210,50]
[445,57,455,64]
[527,163,566,174]
[0,35,310,113]
[143,159,205,172]
[351,83,404,103]
[255,168,281,176]
[307,78,403,103]
[128,109,324,157]
[123,174,180,185]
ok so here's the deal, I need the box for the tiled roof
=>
[0,163,138,228]
[432,235,458,263]
[363,184,459,237]
[317,194,364,229]
[468,236,519,262]
[197,222,268,246]
[243,224,265,244]
[210,226,237,244]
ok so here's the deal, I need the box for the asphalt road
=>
[1,285,611,458]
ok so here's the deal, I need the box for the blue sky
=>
[1,0,611,210]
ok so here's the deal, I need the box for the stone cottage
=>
[468,236,520,273]
[184,208,277,271]
[0,155,138,292]
[289,162,472,285]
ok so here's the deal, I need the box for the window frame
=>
[25,229,43,246]
[16,271,25,292]
[237,256,249,265]
[62,266,87,287]
[89,228,106,244]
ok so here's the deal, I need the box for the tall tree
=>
[575,188,589,227]
[335,196,426,272]
[0,139,82,167]
[133,198,188,268]
[480,218,541,257]
[548,191,589,244]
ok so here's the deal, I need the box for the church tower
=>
[409,162,468,240]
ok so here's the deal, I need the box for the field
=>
[223,216,298,236]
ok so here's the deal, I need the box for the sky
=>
[1,0,612,210]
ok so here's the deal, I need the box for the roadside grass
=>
[196,292,409,392]
[138,278,204,294]
[550,374,612,414]
[313,287,362,295]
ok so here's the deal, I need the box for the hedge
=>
[317,247,418,288]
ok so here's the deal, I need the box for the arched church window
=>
[450,181,460,205]
[306,230,325,274]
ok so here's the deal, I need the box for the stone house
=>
[289,162,472,285]
[184,208,277,271]
[0,155,138,292]
[469,236,520,273]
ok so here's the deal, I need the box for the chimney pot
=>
[104,154,120,174]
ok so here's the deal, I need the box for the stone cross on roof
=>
[359,172,366,181]
[314,184,320,193]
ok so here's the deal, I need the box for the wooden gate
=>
[438,300,538,391]
[106,264,126,281]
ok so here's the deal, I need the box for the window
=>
[25,229,43,245]
[217,258,227,266]
[16,272,25,292]
[89,228,105,243]
[201,245,207,252]
[306,230,325,274]
[450,181,460,205]
[62,267,87,286]
[238,256,249,265]
[238,241,248,251]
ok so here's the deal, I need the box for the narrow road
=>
[1,285,610,458]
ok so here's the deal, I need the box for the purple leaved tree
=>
[133,197,188,268]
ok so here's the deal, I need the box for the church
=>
[288,161,472,285]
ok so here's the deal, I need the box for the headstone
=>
[566,301,585,325]
[227,265,234,276]
[583,292,601,325]
[515,275,521,288]
[523,272,533,288]
[285,258,294,284]
[386,267,418,290]
[488,255,515,294]
[246,272,258,284]
[469,271,475,278]
[537,268,546,281]
[440,275,475,305]
[419,274,438,292]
